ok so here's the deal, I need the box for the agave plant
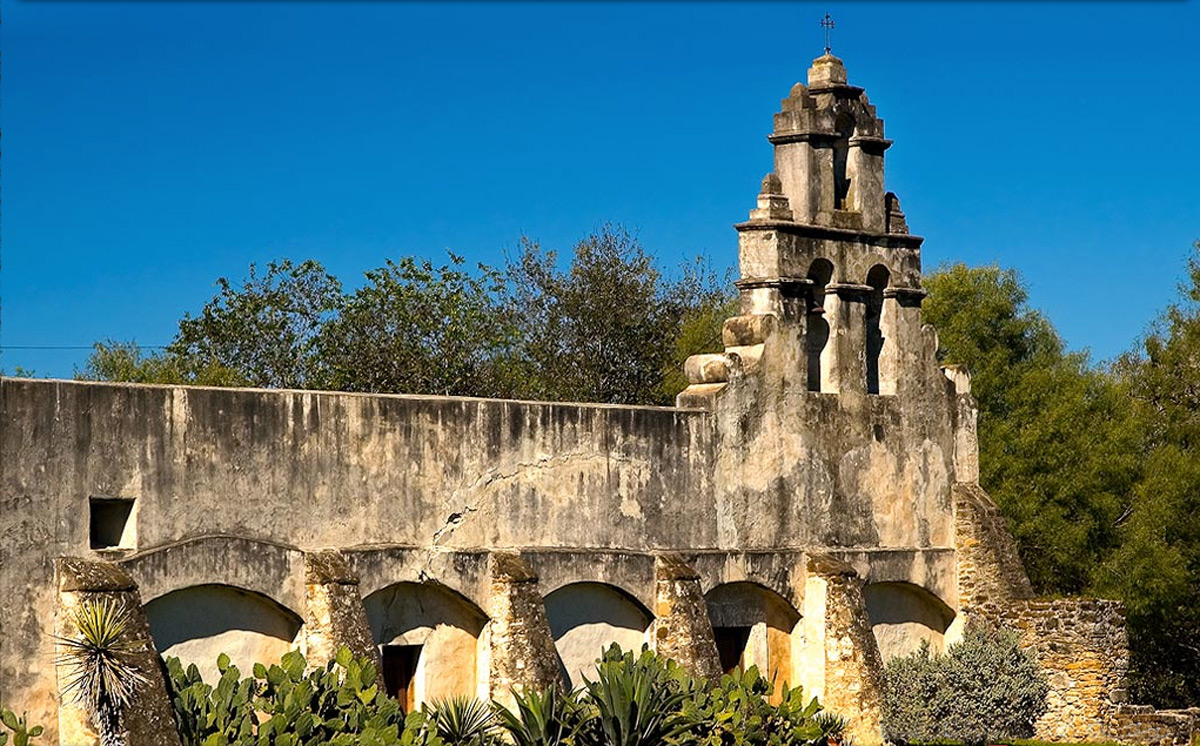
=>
[425,695,498,746]
[56,599,149,746]
[583,645,690,746]
[494,684,595,746]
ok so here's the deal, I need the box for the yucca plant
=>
[495,684,595,746]
[56,599,149,746]
[583,645,691,746]
[425,695,498,746]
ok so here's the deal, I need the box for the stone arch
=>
[805,259,835,393]
[362,582,488,711]
[119,535,306,613]
[863,581,955,661]
[832,112,856,210]
[350,547,493,614]
[543,582,653,688]
[865,264,892,395]
[705,582,801,697]
[144,584,303,684]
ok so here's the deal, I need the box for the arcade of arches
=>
[138,572,955,713]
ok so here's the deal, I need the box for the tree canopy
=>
[923,246,1200,707]
[81,225,733,406]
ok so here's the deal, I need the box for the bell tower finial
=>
[820,12,835,55]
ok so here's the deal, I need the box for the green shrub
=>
[674,666,844,746]
[166,644,847,746]
[882,623,1049,746]
[166,646,443,746]
[426,696,499,746]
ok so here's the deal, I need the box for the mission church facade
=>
[1,53,1184,746]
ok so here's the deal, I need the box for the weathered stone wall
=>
[999,598,1129,742]
[1110,705,1200,746]
[953,482,1035,615]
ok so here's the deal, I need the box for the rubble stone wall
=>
[953,482,1034,615]
[999,598,1128,742]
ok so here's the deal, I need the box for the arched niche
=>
[863,582,955,661]
[543,583,652,689]
[363,582,487,711]
[705,582,801,699]
[832,112,856,210]
[144,584,303,684]
[864,264,892,395]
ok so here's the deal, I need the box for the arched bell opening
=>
[806,258,835,393]
[865,264,891,395]
[832,112,856,211]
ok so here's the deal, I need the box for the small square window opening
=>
[89,497,136,550]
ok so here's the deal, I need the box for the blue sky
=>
[4,1,1198,379]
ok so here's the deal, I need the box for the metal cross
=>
[821,13,835,55]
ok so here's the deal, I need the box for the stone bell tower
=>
[679,52,931,405]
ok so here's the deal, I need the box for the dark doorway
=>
[381,644,421,712]
[713,626,752,675]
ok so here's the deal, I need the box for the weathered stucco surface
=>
[0,51,1168,746]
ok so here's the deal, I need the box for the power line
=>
[0,345,171,350]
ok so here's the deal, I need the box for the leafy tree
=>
[82,227,733,405]
[506,225,732,405]
[657,259,739,404]
[1100,243,1200,706]
[170,259,343,389]
[79,340,243,387]
[923,252,1200,707]
[922,263,1141,594]
[318,254,517,397]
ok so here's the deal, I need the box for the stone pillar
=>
[54,557,182,746]
[888,288,926,398]
[848,144,886,232]
[485,552,562,708]
[303,549,380,669]
[802,554,885,746]
[824,284,870,396]
[651,555,721,681]
[941,364,980,483]
[875,294,900,396]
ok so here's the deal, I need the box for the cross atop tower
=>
[821,13,835,55]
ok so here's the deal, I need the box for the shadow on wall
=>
[863,582,955,662]
[705,582,800,700]
[363,582,487,711]
[144,584,303,683]
[544,583,652,688]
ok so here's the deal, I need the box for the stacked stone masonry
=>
[1,52,1194,746]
